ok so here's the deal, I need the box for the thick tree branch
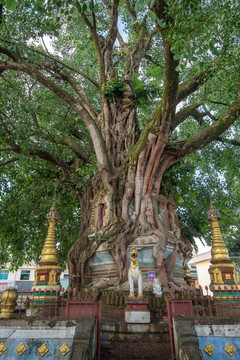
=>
[54,137,90,163]
[0,39,99,87]
[172,103,201,130]
[166,97,240,158]
[177,66,214,104]
[99,0,120,78]
[3,136,73,174]
[78,6,105,86]
[0,157,19,167]
[0,46,19,62]
[0,60,111,174]
[125,0,140,32]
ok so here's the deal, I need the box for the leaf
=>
[147,11,156,21]
[210,44,218,56]
[6,0,17,10]
[149,0,156,9]
[82,3,87,12]
[137,0,150,5]
[173,53,180,61]
[93,3,99,12]
[157,18,166,28]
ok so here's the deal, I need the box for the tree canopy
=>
[0,0,239,278]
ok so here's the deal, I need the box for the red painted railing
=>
[168,284,240,359]
[12,287,101,360]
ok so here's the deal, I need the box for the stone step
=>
[100,305,171,360]
[101,342,171,360]
[101,337,171,360]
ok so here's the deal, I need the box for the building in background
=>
[0,263,69,292]
[191,251,211,294]
[0,262,36,292]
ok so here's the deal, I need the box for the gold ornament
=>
[224,343,236,357]
[203,343,215,356]
[207,205,231,264]
[0,287,18,319]
[59,343,70,356]
[212,268,224,284]
[32,202,61,293]
[108,333,115,341]
[38,344,49,357]
[49,270,57,285]
[131,334,138,342]
[118,334,126,341]
[16,343,27,356]
[130,246,139,269]
[39,218,59,266]
[0,343,7,356]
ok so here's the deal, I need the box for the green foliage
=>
[132,74,160,106]
[165,140,240,251]
[0,0,239,267]
[0,159,80,269]
[103,77,125,100]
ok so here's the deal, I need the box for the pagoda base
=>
[211,284,240,303]
[31,284,61,301]
[125,298,150,323]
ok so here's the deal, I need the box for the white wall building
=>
[0,263,69,292]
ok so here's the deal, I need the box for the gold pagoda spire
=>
[38,203,60,266]
[207,202,231,265]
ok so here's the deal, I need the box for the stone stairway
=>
[100,305,171,360]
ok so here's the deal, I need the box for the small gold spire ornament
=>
[32,198,62,298]
[207,202,240,301]
[184,263,195,287]
[39,203,60,266]
[16,343,27,356]
[207,203,230,264]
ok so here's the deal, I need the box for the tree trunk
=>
[67,125,192,292]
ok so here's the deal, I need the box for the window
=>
[63,274,69,280]
[0,270,9,280]
[20,270,31,280]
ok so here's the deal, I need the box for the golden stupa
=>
[207,202,239,300]
[184,263,194,287]
[32,203,61,298]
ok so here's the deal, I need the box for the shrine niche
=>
[88,243,117,281]
[158,194,181,236]
[128,198,137,221]
[164,245,185,284]
[89,191,113,233]
[126,236,186,286]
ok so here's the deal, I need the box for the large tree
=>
[0,0,239,289]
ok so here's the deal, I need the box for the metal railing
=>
[168,284,240,360]
[170,284,240,317]
[1,287,101,360]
